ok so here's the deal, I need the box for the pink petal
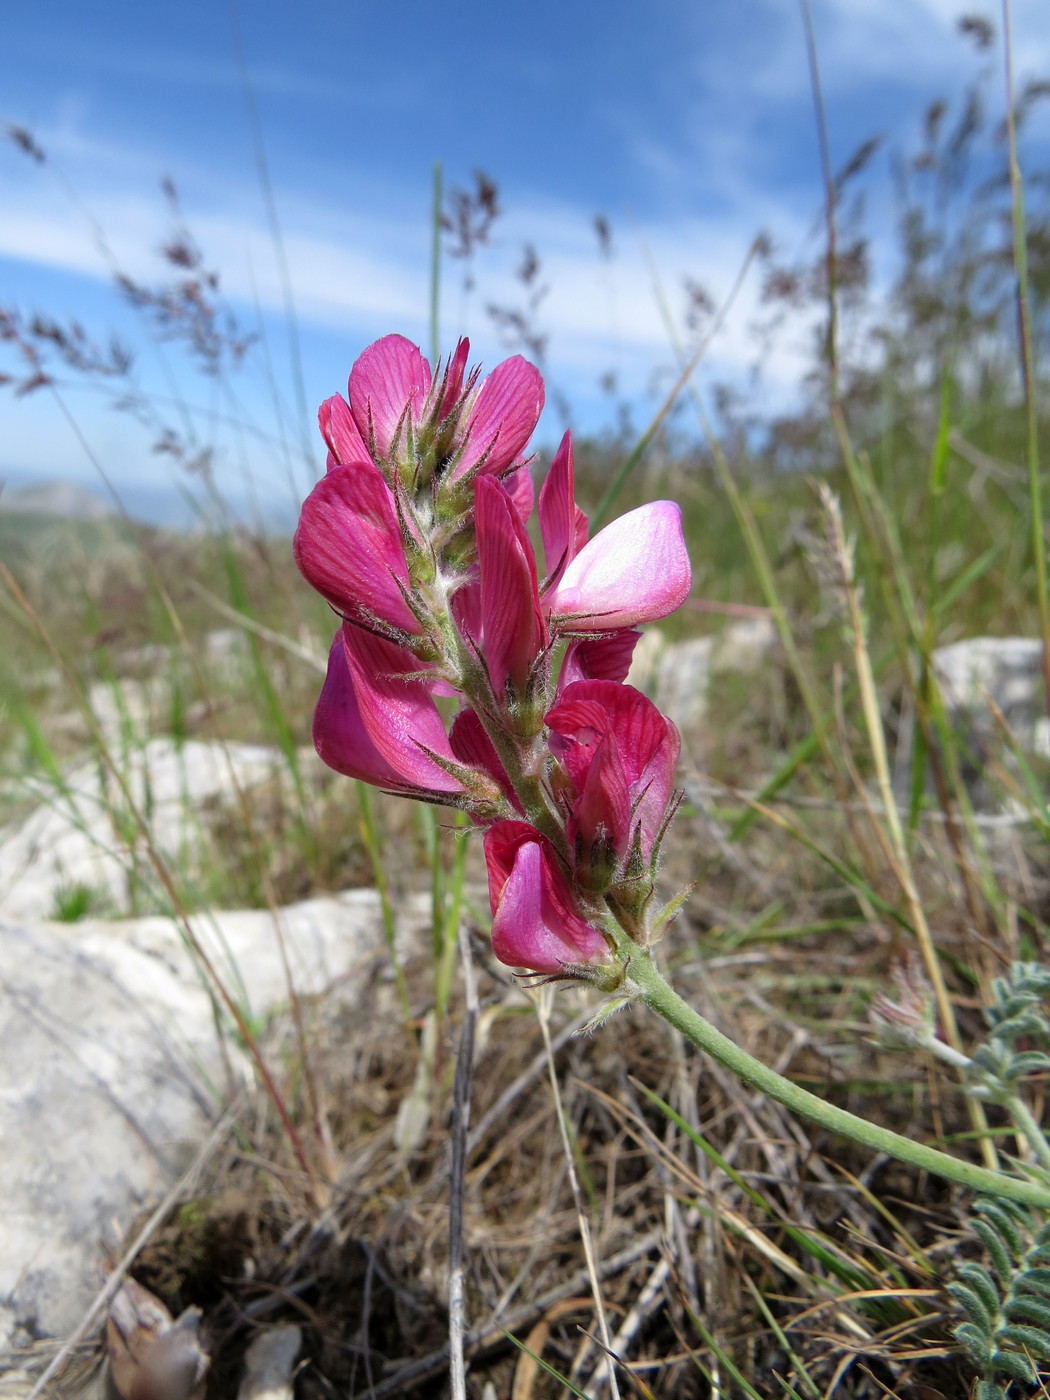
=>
[546,681,680,856]
[293,463,418,632]
[313,632,432,793]
[435,337,470,420]
[539,431,588,586]
[476,476,546,693]
[449,708,523,812]
[503,461,535,525]
[547,502,691,631]
[318,394,369,467]
[574,731,632,856]
[341,626,463,793]
[484,822,609,972]
[349,334,432,461]
[450,356,545,482]
[559,631,641,688]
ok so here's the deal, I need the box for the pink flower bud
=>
[294,463,419,633]
[547,501,691,632]
[484,820,610,972]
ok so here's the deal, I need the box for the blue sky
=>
[1,0,1048,523]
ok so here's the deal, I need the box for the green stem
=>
[1003,1093,1050,1176]
[628,949,1050,1208]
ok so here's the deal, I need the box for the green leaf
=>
[959,1262,1001,1319]
[946,1281,995,1333]
[973,1218,1015,1286]
[955,1321,993,1363]
[975,1201,1026,1260]
[1008,1051,1050,1076]
[1018,1266,1050,1291]
[974,1379,1009,1400]
[1005,1294,1050,1330]
[988,1348,1038,1384]
[998,1323,1050,1359]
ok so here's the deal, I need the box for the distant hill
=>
[0,480,117,521]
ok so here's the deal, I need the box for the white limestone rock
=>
[0,890,394,1358]
[628,617,777,733]
[0,738,283,923]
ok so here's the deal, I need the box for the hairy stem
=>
[627,949,1050,1208]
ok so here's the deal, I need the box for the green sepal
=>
[649,883,695,942]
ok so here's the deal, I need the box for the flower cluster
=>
[295,335,692,982]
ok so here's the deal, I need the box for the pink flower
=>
[547,501,691,633]
[293,462,419,633]
[319,393,369,469]
[332,334,543,490]
[484,821,610,972]
[449,708,523,813]
[348,334,436,464]
[475,475,547,695]
[447,356,545,485]
[559,631,641,688]
[538,431,588,589]
[313,625,464,795]
[545,681,680,869]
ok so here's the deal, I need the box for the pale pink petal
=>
[450,356,545,482]
[548,502,691,631]
[575,731,632,856]
[293,464,418,632]
[546,681,680,858]
[349,334,432,461]
[435,337,470,420]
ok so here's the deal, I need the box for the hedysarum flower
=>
[546,501,691,633]
[484,820,610,972]
[314,625,464,796]
[447,355,546,485]
[293,462,419,634]
[538,431,588,589]
[319,392,369,469]
[348,334,437,466]
[475,475,547,696]
[545,680,681,875]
